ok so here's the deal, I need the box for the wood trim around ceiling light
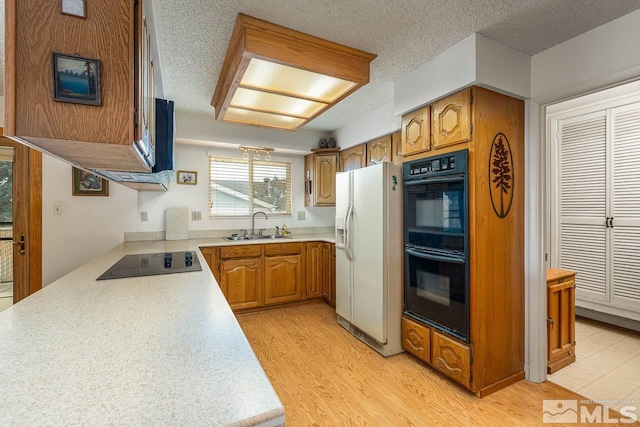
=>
[211,13,376,131]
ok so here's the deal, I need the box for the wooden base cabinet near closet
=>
[401,87,525,397]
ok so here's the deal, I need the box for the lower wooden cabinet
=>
[401,317,430,362]
[201,241,335,312]
[431,331,471,388]
[264,255,303,305]
[219,258,262,311]
[547,268,577,374]
[401,316,471,391]
[306,242,324,299]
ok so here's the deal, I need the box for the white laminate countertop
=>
[0,235,333,426]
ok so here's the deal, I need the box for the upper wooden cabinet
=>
[366,135,393,165]
[401,106,431,157]
[432,89,472,150]
[4,0,156,173]
[340,144,367,172]
[305,149,338,207]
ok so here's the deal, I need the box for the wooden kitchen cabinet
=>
[401,105,431,157]
[367,135,393,165]
[219,258,262,311]
[264,242,305,306]
[431,331,471,388]
[401,87,525,397]
[5,0,157,173]
[264,255,304,305]
[321,243,336,306]
[547,268,577,374]
[306,242,324,299]
[340,144,367,172]
[305,149,339,207]
[401,317,430,363]
[432,88,472,150]
[200,247,220,280]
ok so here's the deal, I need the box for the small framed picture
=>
[61,0,86,18]
[177,170,197,185]
[72,167,109,196]
[52,52,101,106]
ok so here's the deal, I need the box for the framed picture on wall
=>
[177,170,197,185]
[72,167,109,196]
[52,52,101,105]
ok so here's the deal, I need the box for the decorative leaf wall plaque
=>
[489,132,514,218]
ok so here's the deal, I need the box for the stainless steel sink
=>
[222,234,292,241]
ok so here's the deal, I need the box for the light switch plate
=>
[297,211,305,221]
[140,211,148,222]
[192,211,202,221]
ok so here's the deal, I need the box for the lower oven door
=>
[404,247,469,341]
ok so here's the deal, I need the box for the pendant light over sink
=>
[211,14,376,131]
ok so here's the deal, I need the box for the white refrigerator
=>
[335,162,403,357]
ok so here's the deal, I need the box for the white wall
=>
[531,8,640,104]
[138,143,335,232]
[331,102,401,150]
[42,154,138,285]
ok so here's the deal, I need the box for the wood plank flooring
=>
[237,302,640,426]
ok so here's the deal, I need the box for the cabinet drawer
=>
[220,245,262,259]
[401,317,431,363]
[431,331,471,388]
[264,242,302,256]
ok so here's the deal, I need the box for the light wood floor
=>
[238,302,640,426]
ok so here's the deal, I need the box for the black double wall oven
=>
[403,149,470,342]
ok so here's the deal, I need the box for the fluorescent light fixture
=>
[212,14,376,131]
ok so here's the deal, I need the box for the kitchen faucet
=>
[251,211,268,236]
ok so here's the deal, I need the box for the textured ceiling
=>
[2,1,640,128]
[152,0,640,132]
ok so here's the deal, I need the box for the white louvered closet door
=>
[610,103,640,309]
[558,111,608,302]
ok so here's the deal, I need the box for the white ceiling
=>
[2,1,640,132]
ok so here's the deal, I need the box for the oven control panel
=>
[408,155,457,176]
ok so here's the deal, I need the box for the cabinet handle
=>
[605,217,610,228]
[547,317,555,329]
[610,217,614,228]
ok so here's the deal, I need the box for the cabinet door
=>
[432,89,471,150]
[264,255,303,305]
[391,131,402,165]
[314,153,338,206]
[219,258,262,310]
[547,276,576,370]
[340,144,366,172]
[431,331,471,388]
[307,242,323,299]
[401,317,431,363]
[367,135,392,165]
[401,106,431,157]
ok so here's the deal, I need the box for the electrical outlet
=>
[53,203,63,216]
[297,211,305,221]
[140,211,148,222]
[192,211,202,221]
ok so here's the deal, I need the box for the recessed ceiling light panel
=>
[212,14,376,131]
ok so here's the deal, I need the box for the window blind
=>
[209,156,291,217]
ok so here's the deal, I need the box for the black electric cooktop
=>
[97,251,202,281]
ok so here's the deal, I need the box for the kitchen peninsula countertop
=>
[0,233,336,426]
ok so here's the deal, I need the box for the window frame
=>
[208,155,292,218]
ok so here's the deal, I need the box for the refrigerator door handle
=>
[345,204,354,261]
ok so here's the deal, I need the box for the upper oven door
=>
[404,175,466,249]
